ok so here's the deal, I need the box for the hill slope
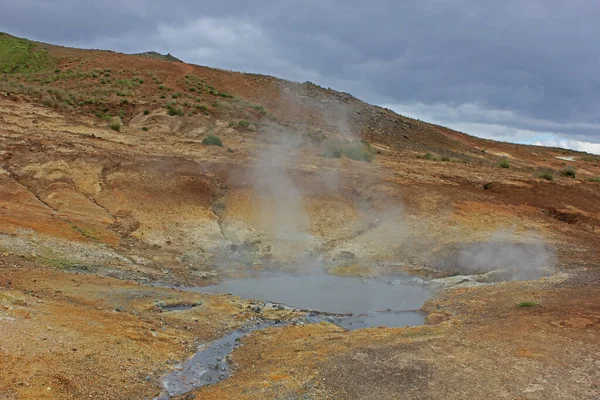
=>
[0,33,599,400]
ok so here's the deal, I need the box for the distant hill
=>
[131,51,182,62]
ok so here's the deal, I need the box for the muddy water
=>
[155,321,277,400]
[157,275,433,398]
[198,274,432,328]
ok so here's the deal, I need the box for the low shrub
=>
[417,152,438,161]
[344,141,375,162]
[321,138,345,158]
[167,105,184,116]
[202,135,223,147]
[498,158,510,168]
[536,170,554,181]
[517,301,537,308]
[109,117,121,132]
[560,166,576,178]
[143,109,150,115]
[587,176,600,183]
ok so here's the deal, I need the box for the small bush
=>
[167,105,184,116]
[238,120,250,129]
[498,158,510,168]
[202,135,223,147]
[517,301,537,308]
[417,152,438,161]
[142,127,149,131]
[41,95,56,108]
[344,141,375,162]
[159,84,165,89]
[172,92,182,99]
[587,176,600,183]
[189,87,196,92]
[143,109,150,115]
[560,166,576,178]
[109,117,121,132]
[321,138,345,158]
[536,170,554,181]
[441,156,451,162]
[482,182,494,190]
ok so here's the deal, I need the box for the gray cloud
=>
[2,0,599,150]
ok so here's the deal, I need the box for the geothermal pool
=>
[156,274,433,399]
[197,274,432,328]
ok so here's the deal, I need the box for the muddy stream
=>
[155,274,434,399]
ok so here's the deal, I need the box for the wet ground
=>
[153,274,434,398]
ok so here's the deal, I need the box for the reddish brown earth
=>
[0,34,599,399]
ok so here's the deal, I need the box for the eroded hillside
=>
[1,33,599,399]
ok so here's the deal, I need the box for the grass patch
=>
[0,33,55,73]
[321,138,345,158]
[417,152,438,161]
[482,182,494,190]
[166,102,184,116]
[143,109,150,115]
[202,135,223,147]
[497,158,510,168]
[344,140,375,162]
[109,117,121,132]
[536,169,554,181]
[517,301,537,308]
[560,166,576,178]
[587,176,600,183]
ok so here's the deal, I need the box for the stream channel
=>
[155,273,434,399]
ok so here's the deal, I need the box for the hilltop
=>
[0,33,599,400]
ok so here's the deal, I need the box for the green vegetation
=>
[560,166,576,178]
[498,158,510,168]
[321,138,375,162]
[109,117,121,132]
[517,301,537,308]
[344,140,375,162]
[253,104,266,114]
[143,109,150,115]
[166,103,184,116]
[417,152,438,161]
[0,33,55,73]
[172,92,182,99]
[202,135,223,147]
[142,127,149,131]
[536,170,554,181]
[587,176,600,183]
[482,182,494,190]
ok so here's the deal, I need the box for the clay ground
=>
[1,36,599,399]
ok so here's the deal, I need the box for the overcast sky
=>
[2,1,600,153]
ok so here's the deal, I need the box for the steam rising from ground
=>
[454,231,555,280]
[215,92,555,281]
